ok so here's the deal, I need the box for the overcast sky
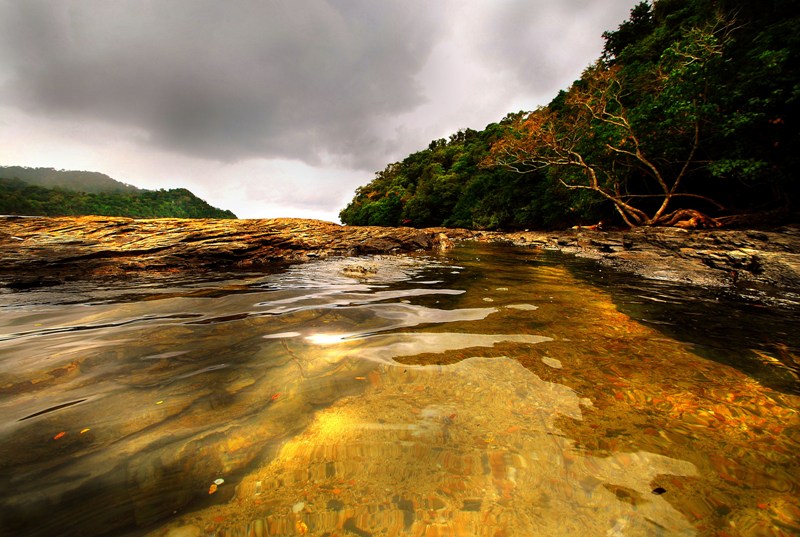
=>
[0,0,638,221]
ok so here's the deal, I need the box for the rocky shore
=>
[0,216,463,287]
[1,215,798,298]
[487,225,800,294]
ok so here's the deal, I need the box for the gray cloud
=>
[0,0,447,169]
[466,0,634,96]
[0,0,640,219]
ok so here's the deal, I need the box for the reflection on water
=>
[0,247,798,536]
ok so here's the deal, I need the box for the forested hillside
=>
[341,0,798,229]
[0,175,236,219]
[0,166,141,194]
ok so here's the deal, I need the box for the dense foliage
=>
[341,0,799,229]
[0,166,141,194]
[339,120,606,229]
[0,177,236,219]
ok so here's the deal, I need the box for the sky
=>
[0,0,639,222]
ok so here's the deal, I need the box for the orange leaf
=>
[208,483,218,494]
[53,431,66,440]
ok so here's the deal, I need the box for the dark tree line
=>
[0,178,236,219]
[0,166,141,194]
[341,0,799,229]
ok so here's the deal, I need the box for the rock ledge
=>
[1,216,798,296]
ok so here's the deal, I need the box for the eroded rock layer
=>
[1,216,798,295]
[0,216,466,285]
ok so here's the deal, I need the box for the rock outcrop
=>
[1,216,798,297]
[0,216,470,287]
[489,226,800,292]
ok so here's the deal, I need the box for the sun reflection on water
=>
[304,333,354,346]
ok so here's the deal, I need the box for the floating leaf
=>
[53,431,66,440]
[156,400,164,405]
[213,478,224,486]
[295,520,308,535]
[208,483,218,494]
[80,428,91,434]
[651,487,667,495]
[271,393,281,401]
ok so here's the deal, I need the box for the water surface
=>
[1,243,798,536]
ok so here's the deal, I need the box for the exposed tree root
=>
[656,209,721,229]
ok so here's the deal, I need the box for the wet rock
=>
[0,217,478,283]
[1,216,797,297]
[500,225,800,294]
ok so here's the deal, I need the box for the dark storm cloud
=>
[0,0,446,169]
[0,0,639,183]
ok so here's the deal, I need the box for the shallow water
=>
[0,243,798,537]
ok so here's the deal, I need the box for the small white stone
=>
[506,304,538,311]
[542,357,563,369]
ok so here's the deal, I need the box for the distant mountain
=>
[0,166,142,194]
[0,168,237,219]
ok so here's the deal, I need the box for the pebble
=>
[542,357,563,369]
[506,304,538,311]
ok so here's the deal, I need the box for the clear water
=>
[1,243,798,537]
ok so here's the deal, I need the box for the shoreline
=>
[479,225,800,293]
[1,216,798,301]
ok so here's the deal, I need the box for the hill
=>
[0,170,236,219]
[340,0,799,229]
[0,166,141,194]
